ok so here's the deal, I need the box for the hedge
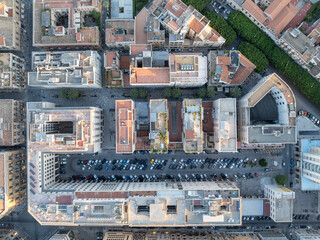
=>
[237,41,268,73]
[228,11,320,106]
[202,9,237,46]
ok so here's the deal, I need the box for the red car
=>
[92,18,95,22]
[254,173,258,178]
[84,160,88,165]
[290,169,294,175]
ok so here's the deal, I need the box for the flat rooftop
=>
[0,153,6,216]
[116,100,135,154]
[183,99,203,153]
[110,0,133,19]
[105,19,135,44]
[0,54,14,89]
[0,99,14,146]
[0,0,19,49]
[28,51,100,87]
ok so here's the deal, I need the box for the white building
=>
[264,185,295,222]
[28,51,102,88]
[293,229,320,240]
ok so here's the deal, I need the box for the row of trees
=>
[202,10,237,46]
[59,89,80,100]
[237,42,269,73]
[130,88,148,99]
[228,11,320,106]
[182,0,211,12]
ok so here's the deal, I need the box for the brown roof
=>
[120,55,130,70]
[228,54,255,85]
[168,101,182,142]
[76,28,98,43]
[267,3,298,35]
[165,0,186,18]
[168,20,180,32]
[217,56,231,65]
[243,0,266,23]
[105,51,117,68]
[264,0,291,20]
[0,154,4,214]
[0,2,5,15]
[75,191,129,199]
[56,195,73,205]
[185,129,195,140]
[0,35,5,46]
[189,18,205,34]
[130,44,151,55]
[130,68,170,85]
[135,8,148,44]
[0,100,13,146]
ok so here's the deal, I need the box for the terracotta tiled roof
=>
[189,18,205,34]
[0,2,5,15]
[243,0,266,23]
[105,51,117,68]
[130,44,151,55]
[185,129,195,140]
[168,20,180,32]
[0,35,4,46]
[75,191,129,199]
[229,54,256,85]
[120,55,130,70]
[264,0,291,20]
[130,68,170,84]
[217,56,231,65]
[165,0,186,18]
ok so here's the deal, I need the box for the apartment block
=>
[257,232,288,240]
[238,73,297,148]
[0,99,25,146]
[207,50,255,86]
[129,44,207,87]
[149,99,169,153]
[33,0,101,48]
[212,98,237,153]
[49,230,78,240]
[293,229,320,240]
[0,0,23,50]
[105,51,124,87]
[264,185,295,222]
[28,51,102,88]
[104,232,133,240]
[135,0,225,48]
[0,150,26,219]
[182,99,203,153]
[278,26,320,79]
[0,53,25,91]
[105,19,135,49]
[116,100,136,154]
[0,226,28,240]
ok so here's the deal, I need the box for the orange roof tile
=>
[264,0,291,20]
[75,192,128,199]
[130,44,151,55]
[168,20,180,32]
[0,2,5,15]
[185,129,195,140]
[228,54,256,85]
[105,51,117,68]
[135,8,148,44]
[0,35,4,46]
[243,0,266,23]
[189,18,205,34]
[217,56,231,65]
[130,68,170,84]
[165,0,186,18]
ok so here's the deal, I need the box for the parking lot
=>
[209,0,233,20]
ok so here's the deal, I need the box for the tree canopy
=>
[258,158,268,167]
[275,175,288,186]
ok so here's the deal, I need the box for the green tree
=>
[229,87,242,98]
[275,175,288,186]
[258,158,268,167]
[206,87,216,98]
[103,1,109,7]
[196,88,206,98]
[59,89,80,100]
[172,87,181,99]
[139,88,148,99]
[130,88,139,98]
[164,88,172,98]
[68,89,80,99]
[249,161,255,167]
[59,89,69,99]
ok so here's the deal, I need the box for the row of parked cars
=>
[242,216,272,221]
[299,110,320,126]
[293,214,310,220]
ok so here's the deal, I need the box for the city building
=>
[105,51,124,87]
[105,19,135,49]
[257,232,288,240]
[28,51,102,88]
[264,185,295,222]
[116,100,136,154]
[0,53,25,91]
[182,99,203,153]
[135,0,225,47]
[0,99,25,146]
[110,0,133,19]
[104,232,133,240]
[278,26,320,80]
[292,229,320,240]
[49,230,78,240]
[296,139,320,191]
[238,73,297,149]
[149,99,169,153]
[0,150,26,219]
[0,225,28,240]
[129,44,207,87]
[0,0,23,50]
[212,98,237,153]
[169,53,207,87]
[207,50,256,86]
[32,0,101,48]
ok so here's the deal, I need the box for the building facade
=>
[0,53,25,91]
[292,229,320,240]
[0,99,25,146]
[28,51,102,88]
[0,150,26,219]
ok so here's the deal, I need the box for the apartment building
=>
[129,44,207,87]
[0,53,25,91]
[28,51,102,88]
[146,16,166,48]
[116,100,136,154]
[0,0,23,50]
[257,232,288,240]
[182,99,203,153]
[105,19,135,49]
[207,50,255,86]
[49,230,78,240]
[149,99,169,153]
[0,99,25,146]
[104,232,133,240]
[0,150,26,219]
[0,226,28,240]
[135,0,225,47]
[264,185,295,222]
[238,73,297,148]
[212,98,237,153]
[33,0,101,48]
[278,26,320,79]
[105,51,124,87]
[292,229,320,240]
